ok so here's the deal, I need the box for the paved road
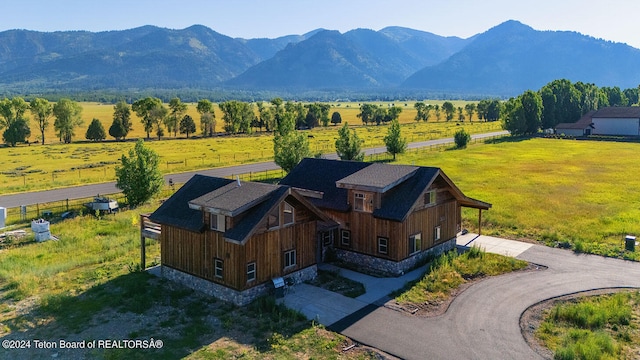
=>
[334,244,640,360]
[0,131,507,208]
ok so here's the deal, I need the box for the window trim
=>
[322,231,333,246]
[425,190,436,206]
[210,213,225,232]
[340,229,351,246]
[434,225,442,242]
[409,232,422,255]
[353,192,373,212]
[214,258,223,279]
[267,205,280,229]
[283,201,295,226]
[284,249,297,269]
[378,236,389,255]
[247,262,256,282]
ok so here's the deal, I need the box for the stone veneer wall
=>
[335,237,456,277]
[161,265,317,306]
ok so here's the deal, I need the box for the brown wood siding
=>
[161,221,317,291]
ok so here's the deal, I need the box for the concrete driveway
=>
[284,235,640,359]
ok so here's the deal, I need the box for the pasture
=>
[399,137,640,259]
[0,109,501,195]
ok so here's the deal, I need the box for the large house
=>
[143,159,491,305]
[555,107,640,136]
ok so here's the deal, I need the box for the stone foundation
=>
[161,265,317,306]
[335,237,456,277]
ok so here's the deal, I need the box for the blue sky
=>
[3,0,640,48]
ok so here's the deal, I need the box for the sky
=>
[2,0,640,48]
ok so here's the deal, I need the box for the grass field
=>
[0,106,501,195]
[398,137,640,259]
[536,291,640,359]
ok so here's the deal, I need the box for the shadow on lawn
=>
[0,271,311,360]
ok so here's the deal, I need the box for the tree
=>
[454,128,471,149]
[331,111,342,125]
[384,119,407,160]
[85,118,106,141]
[132,97,165,139]
[486,100,502,121]
[110,101,132,141]
[442,101,455,121]
[219,100,255,134]
[53,98,83,143]
[273,112,310,173]
[387,105,402,122]
[601,86,628,107]
[539,79,581,128]
[115,139,164,208]
[520,90,543,134]
[464,103,476,122]
[414,102,425,122]
[179,114,196,138]
[434,105,441,121]
[30,98,53,145]
[357,103,377,125]
[502,97,527,135]
[623,87,639,106]
[196,99,216,136]
[335,122,364,161]
[457,107,464,121]
[477,100,489,121]
[2,118,30,146]
[167,97,187,137]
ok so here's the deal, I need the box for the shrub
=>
[454,128,471,149]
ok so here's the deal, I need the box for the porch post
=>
[478,209,483,236]
[141,234,146,270]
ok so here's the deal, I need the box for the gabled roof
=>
[336,163,418,193]
[281,158,491,222]
[279,158,371,212]
[189,181,278,216]
[556,110,595,130]
[592,107,640,119]
[149,175,233,232]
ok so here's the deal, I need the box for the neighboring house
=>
[144,175,332,306]
[591,107,640,136]
[555,111,595,136]
[280,158,491,276]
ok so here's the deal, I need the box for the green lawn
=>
[399,137,640,259]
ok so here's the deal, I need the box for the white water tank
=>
[0,207,5,228]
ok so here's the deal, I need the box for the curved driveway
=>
[336,244,640,359]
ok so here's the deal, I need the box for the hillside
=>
[0,21,639,97]
[401,20,640,96]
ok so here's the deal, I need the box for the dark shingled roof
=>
[592,107,640,119]
[279,158,371,212]
[189,181,278,216]
[149,175,233,232]
[336,163,418,193]
[224,186,289,243]
[372,167,439,221]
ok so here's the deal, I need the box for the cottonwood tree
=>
[520,90,543,134]
[109,101,132,141]
[30,98,53,145]
[219,100,255,134]
[115,139,164,208]
[132,97,165,139]
[167,97,187,137]
[434,105,441,121]
[85,118,106,141]
[335,122,364,161]
[273,112,310,173]
[2,118,30,146]
[442,101,455,121]
[357,103,378,125]
[384,119,407,160]
[464,103,476,122]
[196,99,216,136]
[179,114,196,138]
[53,98,83,143]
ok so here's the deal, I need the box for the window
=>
[283,202,294,225]
[354,192,373,212]
[409,233,421,255]
[247,262,256,282]
[340,229,351,246]
[210,213,225,231]
[434,225,441,242]
[424,190,436,206]
[322,231,333,246]
[214,258,223,278]
[267,206,280,229]
[284,250,296,268]
[378,237,388,254]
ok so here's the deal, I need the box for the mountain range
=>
[0,20,638,98]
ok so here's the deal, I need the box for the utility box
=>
[0,207,6,228]
[272,277,285,298]
[625,235,636,252]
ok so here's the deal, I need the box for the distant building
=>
[555,107,640,137]
[555,111,595,136]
